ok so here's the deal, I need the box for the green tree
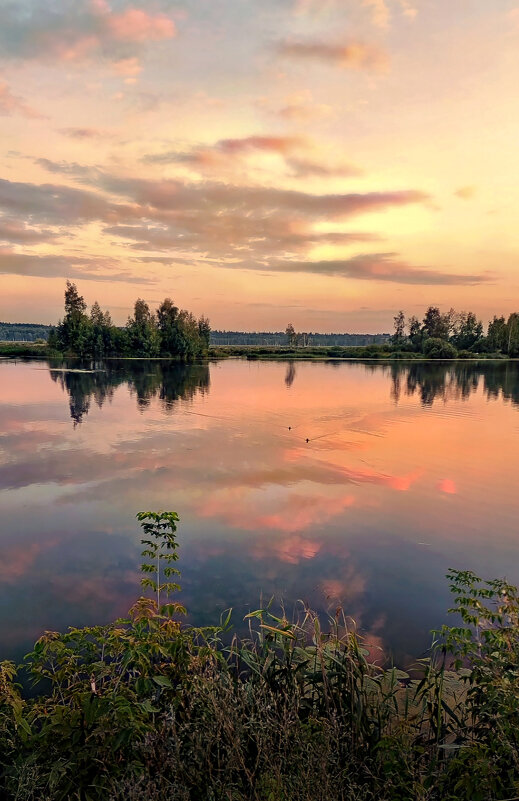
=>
[506,312,519,356]
[423,337,458,359]
[392,310,406,345]
[422,306,451,341]
[55,281,91,356]
[451,311,483,350]
[156,298,179,356]
[198,315,211,350]
[407,315,422,350]
[126,299,160,357]
[64,280,87,317]
[487,315,507,352]
[175,310,204,360]
[285,323,296,346]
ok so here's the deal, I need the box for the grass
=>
[208,344,510,361]
[1,514,519,800]
[0,342,53,358]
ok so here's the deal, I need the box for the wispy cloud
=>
[363,0,391,29]
[455,186,477,200]
[0,219,58,244]
[285,157,363,178]
[59,127,113,140]
[0,249,152,283]
[276,38,389,71]
[261,253,490,284]
[0,169,430,272]
[144,134,308,167]
[0,81,43,119]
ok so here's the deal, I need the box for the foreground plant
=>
[0,518,519,801]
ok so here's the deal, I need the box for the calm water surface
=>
[1,357,519,663]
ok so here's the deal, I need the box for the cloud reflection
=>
[1,358,519,663]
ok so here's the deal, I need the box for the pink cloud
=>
[5,3,176,67]
[0,81,43,118]
[106,8,176,43]
[438,478,457,495]
[198,488,356,536]
[218,135,307,155]
[253,534,322,564]
[0,537,60,582]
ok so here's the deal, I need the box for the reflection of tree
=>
[285,361,296,388]
[380,362,519,407]
[49,359,210,425]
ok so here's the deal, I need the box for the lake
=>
[1,357,519,664]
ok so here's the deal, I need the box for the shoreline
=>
[1,342,517,364]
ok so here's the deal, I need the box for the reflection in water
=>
[382,360,519,407]
[285,361,296,388]
[48,360,210,424]
[1,358,519,666]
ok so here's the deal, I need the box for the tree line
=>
[211,330,389,347]
[48,282,211,360]
[392,306,519,357]
[0,322,51,342]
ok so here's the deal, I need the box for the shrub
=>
[423,337,458,359]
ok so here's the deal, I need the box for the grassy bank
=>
[209,344,509,361]
[0,342,53,358]
[1,342,511,362]
[1,512,519,801]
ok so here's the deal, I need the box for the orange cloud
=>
[146,134,308,168]
[277,99,333,122]
[399,0,418,18]
[363,0,390,28]
[455,186,477,200]
[217,135,307,155]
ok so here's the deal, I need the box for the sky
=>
[0,0,518,332]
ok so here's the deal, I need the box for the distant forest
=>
[0,322,51,342]
[210,331,390,346]
[1,322,391,347]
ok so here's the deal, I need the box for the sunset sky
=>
[1,0,518,332]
